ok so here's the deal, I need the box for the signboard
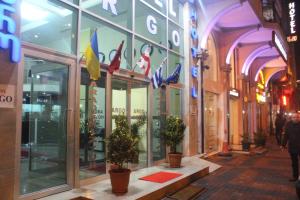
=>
[229,88,239,98]
[287,1,297,43]
[0,85,15,108]
[272,32,287,61]
[0,1,21,63]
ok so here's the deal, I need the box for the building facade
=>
[0,0,290,199]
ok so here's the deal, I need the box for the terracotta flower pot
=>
[168,153,182,168]
[109,169,131,194]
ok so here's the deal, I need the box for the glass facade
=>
[19,0,185,197]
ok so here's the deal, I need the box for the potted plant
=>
[241,133,251,151]
[162,116,186,168]
[254,129,267,147]
[106,114,139,194]
[130,115,146,164]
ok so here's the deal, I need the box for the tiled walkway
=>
[193,137,299,200]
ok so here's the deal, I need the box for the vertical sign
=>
[287,1,298,42]
[190,9,198,98]
[0,0,21,63]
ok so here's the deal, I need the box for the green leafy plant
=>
[254,129,267,147]
[162,116,186,153]
[131,115,146,140]
[106,115,139,170]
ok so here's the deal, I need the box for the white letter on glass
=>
[147,15,157,35]
[102,0,118,15]
[169,0,176,17]
[172,30,180,46]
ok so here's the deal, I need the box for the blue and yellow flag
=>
[84,30,100,81]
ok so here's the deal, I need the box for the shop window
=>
[80,13,132,70]
[21,0,78,55]
[135,0,167,46]
[168,52,184,84]
[80,0,132,29]
[79,69,106,179]
[134,37,167,76]
[168,21,183,55]
[204,34,218,81]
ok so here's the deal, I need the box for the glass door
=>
[111,78,148,169]
[20,53,75,195]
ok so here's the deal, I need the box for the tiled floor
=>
[39,156,220,200]
[193,137,299,200]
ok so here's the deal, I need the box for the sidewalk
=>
[193,137,298,200]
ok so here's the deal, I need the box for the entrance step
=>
[40,156,220,200]
[162,184,206,200]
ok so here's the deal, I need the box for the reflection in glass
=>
[131,82,148,169]
[80,14,132,70]
[112,79,128,130]
[79,69,106,179]
[21,0,78,55]
[168,53,184,84]
[204,92,219,153]
[20,57,68,194]
[152,88,166,161]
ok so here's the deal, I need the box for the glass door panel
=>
[131,82,148,169]
[21,57,69,194]
[112,79,128,129]
[79,69,106,179]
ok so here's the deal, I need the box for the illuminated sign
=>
[282,95,287,106]
[190,7,198,99]
[272,32,287,61]
[0,0,21,63]
[287,1,297,43]
[256,71,266,103]
[229,89,239,98]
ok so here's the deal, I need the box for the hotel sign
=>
[272,32,287,61]
[229,89,239,98]
[287,1,297,43]
[0,85,15,108]
[0,0,21,63]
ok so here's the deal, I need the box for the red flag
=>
[108,40,124,74]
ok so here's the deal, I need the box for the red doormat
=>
[139,171,183,183]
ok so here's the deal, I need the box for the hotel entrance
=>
[19,46,76,198]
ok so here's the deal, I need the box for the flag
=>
[136,46,151,79]
[151,66,163,89]
[165,63,182,85]
[108,40,124,74]
[84,30,100,81]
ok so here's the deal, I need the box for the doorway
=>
[19,47,76,197]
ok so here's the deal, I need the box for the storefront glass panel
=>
[168,52,184,84]
[80,0,132,29]
[135,0,167,46]
[131,82,148,168]
[21,0,78,55]
[20,57,69,194]
[112,79,128,130]
[152,88,166,161]
[204,92,219,153]
[81,14,132,70]
[79,69,106,179]
[168,0,183,26]
[141,0,167,14]
[168,22,183,54]
[134,37,167,76]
